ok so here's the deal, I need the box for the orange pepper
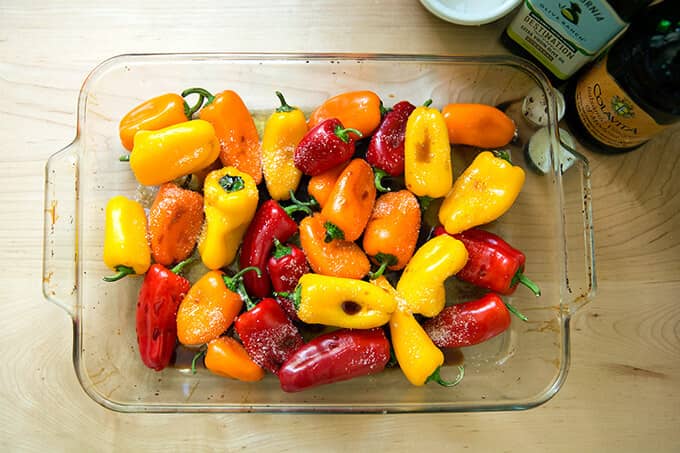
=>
[363,190,421,276]
[442,103,516,148]
[307,161,349,208]
[308,90,383,137]
[320,158,376,242]
[183,88,263,184]
[204,336,265,382]
[148,183,204,266]
[176,270,243,346]
[299,213,370,279]
[118,93,200,151]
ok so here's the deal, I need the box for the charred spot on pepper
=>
[415,128,432,163]
[341,300,362,315]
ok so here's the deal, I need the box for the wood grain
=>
[1,1,680,451]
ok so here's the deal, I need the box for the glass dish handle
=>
[560,140,597,314]
[43,141,79,317]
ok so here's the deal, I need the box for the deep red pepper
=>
[434,226,541,296]
[422,293,515,348]
[135,259,193,371]
[278,328,390,392]
[267,239,310,294]
[234,297,304,374]
[239,199,308,298]
[366,100,416,177]
[294,118,362,176]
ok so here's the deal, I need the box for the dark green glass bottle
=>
[565,1,680,153]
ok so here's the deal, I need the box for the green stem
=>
[275,91,295,113]
[373,168,391,193]
[292,284,302,311]
[423,99,433,107]
[504,301,529,322]
[103,265,135,282]
[191,348,206,375]
[493,149,513,164]
[516,272,541,297]
[418,196,434,211]
[223,266,261,311]
[283,190,318,216]
[324,221,345,243]
[170,256,196,275]
[379,100,391,117]
[181,87,215,105]
[119,154,130,162]
[271,238,292,259]
[426,365,465,387]
[368,253,397,280]
[183,93,206,118]
[334,125,363,143]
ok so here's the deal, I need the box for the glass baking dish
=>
[42,53,595,413]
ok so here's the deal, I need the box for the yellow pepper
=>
[198,167,259,270]
[102,195,151,281]
[261,92,307,200]
[403,100,452,198]
[376,277,464,387]
[438,150,526,235]
[396,234,468,317]
[129,119,220,186]
[295,274,397,329]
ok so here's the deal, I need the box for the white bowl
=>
[420,0,521,26]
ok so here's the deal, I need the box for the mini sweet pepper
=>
[103,195,151,281]
[198,167,259,270]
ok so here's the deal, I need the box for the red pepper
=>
[239,198,315,298]
[234,297,304,374]
[366,101,416,177]
[278,328,390,392]
[135,258,193,371]
[294,118,362,176]
[434,226,541,296]
[422,293,524,348]
[268,239,310,294]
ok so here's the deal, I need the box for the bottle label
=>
[507,0,627,79]
[574,55,668,148]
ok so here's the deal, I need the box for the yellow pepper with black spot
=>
[294,274,397,329]
[198,167,259,270]
[403,100,452,198]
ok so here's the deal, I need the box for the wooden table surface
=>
[2,1,679,451]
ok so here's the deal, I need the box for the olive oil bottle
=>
[565,1,679,153]
[503,0,651,82]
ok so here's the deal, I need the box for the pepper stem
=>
[191,348,206,375]
[170,256,196,275]
[504,301,529,322]
[275,91,295,113]
[283,190,318,216]
[271,238,292,259]
[103,265,135,282]
[181,87,215,105]
[379,100,391,117]
[292,284,302,311]
[516,272,541,297]
[324,221,345,243]
[373,168,392,193]
[426,365,465,387]
[119,154,130,162]
[183,93,206,118]
[223,266,262,311]
[423,99,433,107]
[368,253,397,280]
[493,149,513,164]
[334,125,363,143]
